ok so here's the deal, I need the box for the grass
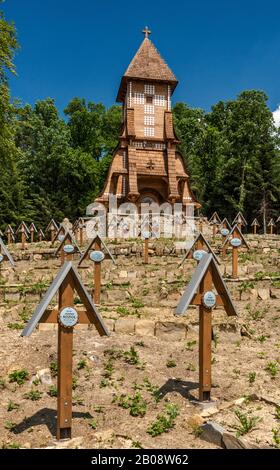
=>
[115,392,147,417]
[9,369,29,386]
[186,340,196,351]
[88,419,98,430]
[7,401,20,412]
[272,428,280,447]
[265,361,278,378]
[48,385,57,397]
[147,403,180,437]
[77,359,87,370]
[7,322,24,330]
[248,372,256,384]
[166,359,177,368]
[50,362,58,377]
[24,390,43,401]
[232,409,261,437]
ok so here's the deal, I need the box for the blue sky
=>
[3,0,280,119]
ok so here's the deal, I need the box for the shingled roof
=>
[117,37,178,102]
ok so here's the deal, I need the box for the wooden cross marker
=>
[46,219,59,242]
[209,212,221,225]
[0,235,15,274]
[176,253,237,402]
[78,235,115,304]
[267,218,275,235]
[232,212,247,233]
[180,232,220,266]
[16,222,29,250]
[210,216,220,238]
[21,262,109,440]
[251,218,260,235]
[78,218,85,246]
[55,231,81,266]
[5,225,14,245]
[38,228,45,242]
[222,225,249,279]
[29,223,38,243]
[146,159,155,170]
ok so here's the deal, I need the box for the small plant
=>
[5,442,20,449]
[116,306,131,316]
[135,341,145,347]
[232,409,261,437]
[272,428,280,447]
[77,359,87,370]
[48,385,57,397]
[166,359,177,368]
[131,298,144,309]
[248,372,256,384]
[100,378,109,388]
[275,406,280,421]
[258,335,268,343]
[50,362,58,377]
[88,419,98,430]
[116,392,147,417]
[265,361,278,379]
[0,377,6,389]
[143,378,162,402]
[7,401,20,412]
[186,340,196,351]
[123,346,140,365]
[24,390,42,401]
[72,376,78,390]
[132,440,143,448]
[147,403,180,437]
[9,369,29,386]
[4,421,16,430]
[254,271,265,281]
[212,333,219,349]
[7,322,24,330]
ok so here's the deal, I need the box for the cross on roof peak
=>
[142,26,151,38]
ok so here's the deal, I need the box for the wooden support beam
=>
[93,238,102,304]
[143,238,149,264]
[199,268,212,401]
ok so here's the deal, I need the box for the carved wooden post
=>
[57,277,74,440]
[199,268,212,401]
[94,238,102,304]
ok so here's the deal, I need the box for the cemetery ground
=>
[0,236,280,449]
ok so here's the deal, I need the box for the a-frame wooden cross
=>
[219,218,232,256]
[251,218,260,235]
[180,232,220,266]
[267,218,275,235]
[29,223,38,243]
[209,212,221,225]
[38,228,45,242]
[222,225,249,278]
[5,225,15,245]
[176,253,237,402]
[55,231,81,266]
[51,225,66,247]
[232,212,247,232]
[0,236,15,271]
[209,214,221,237]
[78,235,115,304]
[46,219,59,242]
[21,261,109,440]
[16,222,29,250]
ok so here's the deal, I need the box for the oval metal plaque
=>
[220,228,229,236]
[193,249,207,261]
[0,254,4,263]
[231,237,242,247]
[63,244,75,254]
[90,250,105,263]
[58,306,78,328]
[203,291,216,309]
[58,234,65,242]
[143,231,150,239]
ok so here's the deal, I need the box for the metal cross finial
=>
[147,159,155,170]
[142,26,151,38]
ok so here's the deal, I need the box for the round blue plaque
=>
[231,238,242,247]
[220,228,229,236]
[63,244,75,254]
[90,250,105,263]
[58,234,65,242]
[143,231,150,239]
[0,254,4,263]
[193,249,207,261]
[203,291,216,309]
[58,306,78,328]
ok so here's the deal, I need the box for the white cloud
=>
[273,105,280,127]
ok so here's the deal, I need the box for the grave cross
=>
[251,218,260,235]
[78,235,115,304]
[38,228,45,242]
[146,159,155,170]
[232,212,247,232]
[55,231,81,266]
[16,222,29,250]
[29,223,38,243]
[46,219,59,242]
[222,225,249,278]
[21,262,109,440]
[176,253,237,402]
[267,218,275,235]
[5,225,15,245]
[180,232,220,266]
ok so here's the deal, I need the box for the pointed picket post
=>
[267,218,275,235]
[232,212,247,233]
[78,235,115,304]
[46,219,59,242]
[251,218,260,235]
[5,225,15,245]
[180,232,220,266]
[222,225,249,278]
[38,229,45,242]
[176,253,237,402]
[29,223,38,243]
[21,261,109,440]
[16,222,29,250]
